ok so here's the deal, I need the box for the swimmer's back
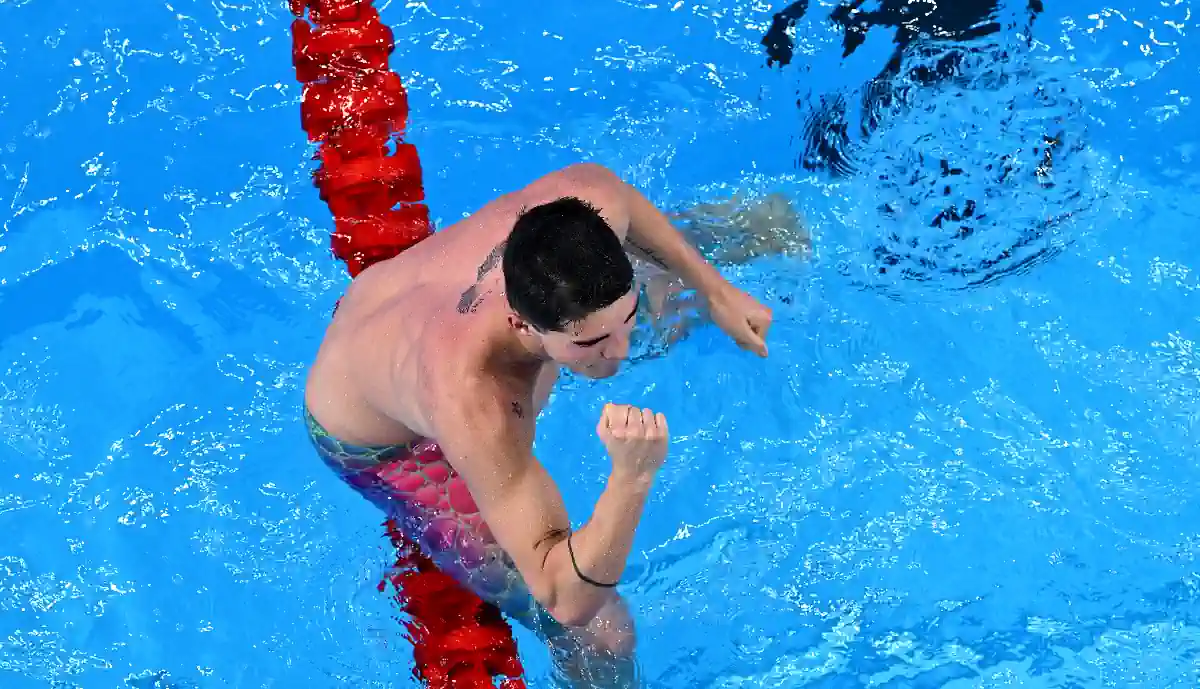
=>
[303,177,542,445]
[304,165,620,448]
[304,219,494,446]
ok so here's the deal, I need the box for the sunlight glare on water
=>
[1,0,1200,687]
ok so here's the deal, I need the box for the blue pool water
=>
[2,0,1200,686]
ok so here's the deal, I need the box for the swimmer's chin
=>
[573,362,621,380]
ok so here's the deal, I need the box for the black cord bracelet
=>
[566,532,619,588]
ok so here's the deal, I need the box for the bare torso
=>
[303,171,606,448]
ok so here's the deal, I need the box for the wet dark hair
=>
[503,196,634,332]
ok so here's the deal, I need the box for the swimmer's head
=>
[504,196,638,379]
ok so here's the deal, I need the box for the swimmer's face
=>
[539,289,640,379]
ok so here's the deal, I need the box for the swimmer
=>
[304,163,802,686]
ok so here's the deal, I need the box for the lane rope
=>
[289,2,528,685]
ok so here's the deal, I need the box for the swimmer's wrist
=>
[607,469,656,493]
[701,273,742,306]
[679,256,726,297]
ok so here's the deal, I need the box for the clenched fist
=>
[596,403,669,481]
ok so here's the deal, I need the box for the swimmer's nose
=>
[605,331,631,361]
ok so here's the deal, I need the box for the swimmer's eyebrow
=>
[571,293,640,347]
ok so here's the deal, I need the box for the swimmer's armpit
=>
[624,237,670,271]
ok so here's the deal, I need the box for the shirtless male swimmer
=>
[304,162,790,686]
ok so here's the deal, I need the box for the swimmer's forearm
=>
[542,472,653,625]
[621,183,725,295]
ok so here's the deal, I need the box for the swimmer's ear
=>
[507,312,533,334]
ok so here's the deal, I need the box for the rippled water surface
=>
[2,0,1199,686]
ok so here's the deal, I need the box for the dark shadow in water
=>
[760,0,1044,176]
[756,0,1096,294]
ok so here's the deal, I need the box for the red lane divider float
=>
[382,521,527,688]
[291,0,431,275]
[288,1,528,685]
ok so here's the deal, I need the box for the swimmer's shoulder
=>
[425,354,538,456]
[416,164,630,261]
[503,163,632,233]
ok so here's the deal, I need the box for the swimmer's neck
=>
[489,316,552,378]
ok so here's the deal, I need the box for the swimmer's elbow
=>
[541,590,599,628]
[530,546,605,628]
[525,573,586,627]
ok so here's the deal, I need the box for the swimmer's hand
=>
[708,282,772,357]
[597,404,668,482]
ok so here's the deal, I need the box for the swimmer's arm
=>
[565,162,726,295]
[438,404,650,627]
